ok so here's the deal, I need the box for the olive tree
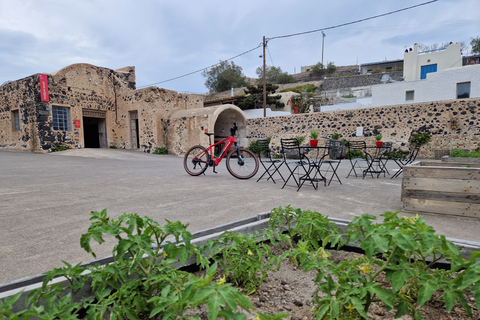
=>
[202,60,248,92]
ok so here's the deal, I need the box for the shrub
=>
[449,148,480,158]
[51,145,70,152]
[153,147,168,154]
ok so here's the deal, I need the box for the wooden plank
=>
[403,190,480,204]
[402,198,480,218]
[418,162,480,168]
[402,177,480,194]
[403,166,480,180]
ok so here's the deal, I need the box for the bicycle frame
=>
[201,134,240,167]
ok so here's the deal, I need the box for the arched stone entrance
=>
[167,104,247,156]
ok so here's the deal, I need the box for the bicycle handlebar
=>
[230,122,238,136]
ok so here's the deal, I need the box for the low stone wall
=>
[246,98,480,159]
[321,71,403,91]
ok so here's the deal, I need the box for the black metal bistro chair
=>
[255,139,285,184]
[363,142,392,179]
[346,141,368,178]
[390,144,421,179]
[280,138,325,191]
[318,139,344,185]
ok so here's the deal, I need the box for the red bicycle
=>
[183,123,259,179]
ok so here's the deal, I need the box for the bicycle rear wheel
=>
[226,147,259,179]
[184,145,208,176]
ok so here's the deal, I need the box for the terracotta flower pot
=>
[310,140,318,147]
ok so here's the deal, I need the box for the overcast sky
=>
[1,0,479,94]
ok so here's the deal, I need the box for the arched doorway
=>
[167,104,247,156]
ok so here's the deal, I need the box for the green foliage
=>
[295,136,305,145]
[386,149,409,160]
[4,207,479,319]
[256,65,297,84]
[449,148,480,158]
[237,83,285,110]
[471,36,480,54]
[307,211,480,319]
[345,149,365,160]
[411,132,431,146]
[203,60,248,92]
[201,231,281,295]
[375,134,382,141]
[153,147,168,154]
[109,145,117,149]
[280,84,317,93]
[310,130,319,140]
[341,93,355,98]
[51,144,70,152]
[311,62,336,76]
[248,137,271,156]
[331,133,341,140]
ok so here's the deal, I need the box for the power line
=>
[267,0,439,41]
[138,43,262,89]
[138,0,439,89]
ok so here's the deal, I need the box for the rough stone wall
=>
[247,98,479,159]
[0,76,40,151]
[321,71,403,91]
[115,87,204,150]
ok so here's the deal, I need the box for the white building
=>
[372,43,478,107]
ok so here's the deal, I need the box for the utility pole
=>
[321,32,326,66]
[263,36,267,117]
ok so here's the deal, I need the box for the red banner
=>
[39,74,49,102]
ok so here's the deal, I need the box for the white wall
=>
[403,43,462,81]
[372,64,480,107]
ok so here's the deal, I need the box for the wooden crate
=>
[401,161,480,219]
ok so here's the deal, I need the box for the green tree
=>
[471,36,480,54]
[310,62,325,76]
[202,60,248,92]
[256,66,297,84]
[237,83,285,110]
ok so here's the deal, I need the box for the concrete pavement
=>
[1,149,479,284]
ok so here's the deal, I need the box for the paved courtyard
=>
[1,149,479,284]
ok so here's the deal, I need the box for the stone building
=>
[0,63,249,154]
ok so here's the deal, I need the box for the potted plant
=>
[310,130,319,147]
[331,133,341,140]
[375,134,383,147]
[294,136,306,146]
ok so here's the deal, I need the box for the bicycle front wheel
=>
[184,145,208,176]
[225,147,259,179]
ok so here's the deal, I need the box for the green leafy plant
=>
[50,144,70,152]
[153,147,168,154]
[294,136,305,145]
[341,93,355,98]
[331,133,341,140]
[375,134,382,142]
[411,132,431,146]
[248,137,271,156]
[386,148,409,160]
[201,230,282,295]
[345,149,366,159]
[302,211,480,319]
[273,153,282,159]
[310,130,319,140]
